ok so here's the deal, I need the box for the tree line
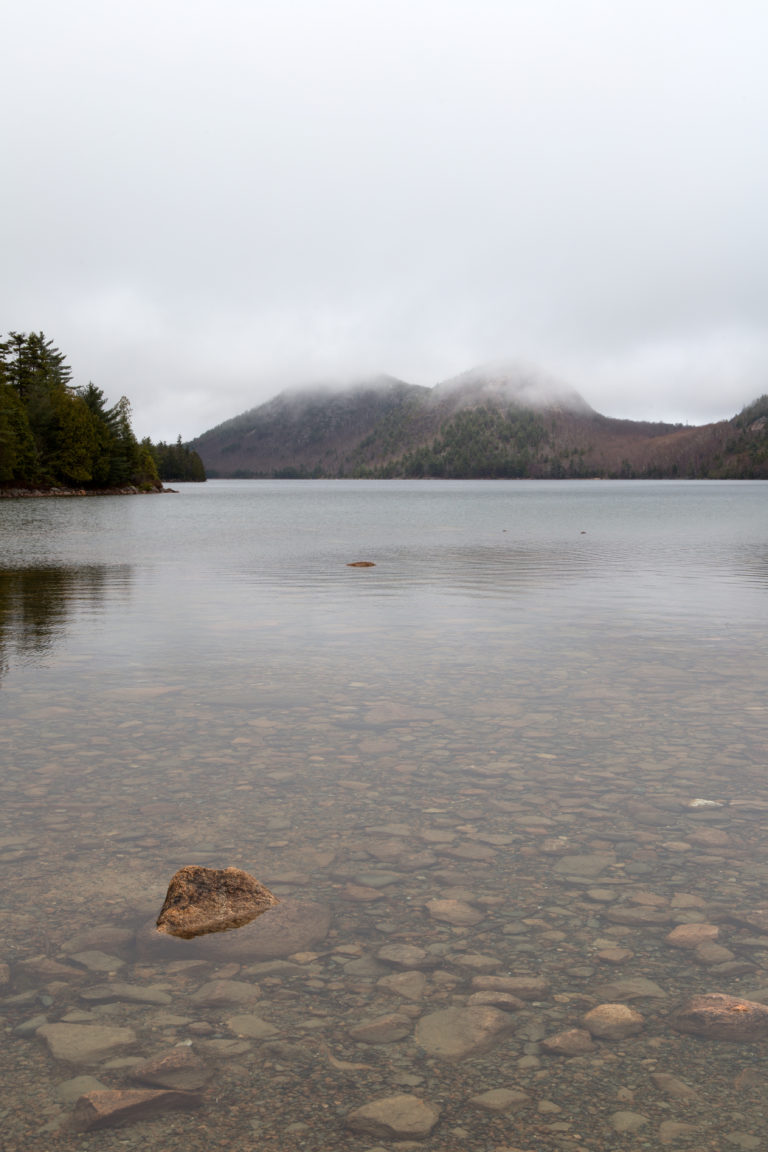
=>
[0,332,205,488]
[150,436,207,482]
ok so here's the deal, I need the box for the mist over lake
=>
[1,479,768,1149]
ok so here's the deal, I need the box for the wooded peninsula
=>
[0,332,205,492]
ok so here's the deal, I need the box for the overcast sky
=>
[3,1,767,441]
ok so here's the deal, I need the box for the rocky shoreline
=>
[0,485,177,498]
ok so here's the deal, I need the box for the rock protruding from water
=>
[156,866,278,940]
[670,993,768,1041]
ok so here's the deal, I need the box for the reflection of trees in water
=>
[0,566,131,677]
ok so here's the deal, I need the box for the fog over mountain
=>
[434,364,596,415]
[190,365,768,480]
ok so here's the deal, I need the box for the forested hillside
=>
[190,366,768,480]
[0,332,205,491]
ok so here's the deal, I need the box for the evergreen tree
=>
[48,391,97,484]
[77,382,119,485]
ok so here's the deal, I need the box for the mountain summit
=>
[432,363,595,416]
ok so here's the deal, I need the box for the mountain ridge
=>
[189,366,768,480]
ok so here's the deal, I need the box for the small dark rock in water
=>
[156,865,278,940]
[670,993,768,1041]
[347,560,375,567]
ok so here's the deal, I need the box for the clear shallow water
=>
[1,480,768,1150]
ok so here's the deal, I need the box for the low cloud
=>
[2,0,766,440]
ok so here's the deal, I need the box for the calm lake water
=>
[1,479,768,1151]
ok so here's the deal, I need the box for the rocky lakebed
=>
[3,756,768,1152]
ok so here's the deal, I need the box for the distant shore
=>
[0,485,178,499]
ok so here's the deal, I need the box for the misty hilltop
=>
[189,365,768,480]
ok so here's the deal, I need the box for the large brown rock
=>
[156,866,277,939]
[670,993,768,1041]
[71,1089,201,1131]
